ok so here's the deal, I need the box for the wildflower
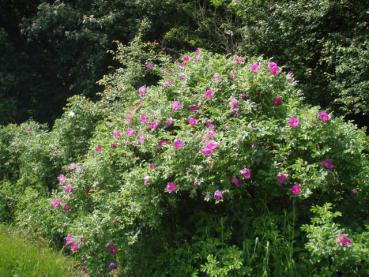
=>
[214,190,223,201]
[240,93,248,100]
[68,163,77,171]
[188,117,198,126]
[195,48,201,55]
[320,159,334,170]
[114,130,121,139]
[268,62,279,75]
[108,262,117,271]
[212,73,221,81]
[126,128,135,137]
[337,234,352,247]
[65,234,73,245]
[166,182,177,193]
[63,204,71,212]
[183,55,190,63]
[288,117,300,128]
[172,101,183,111]
[58,174,66,185]
[232,176,241,187]
[137,133,145,144]
[250,63,260,72]
[148,121,159,131]
[352,188,358,194]
[71,242,78,252]
[277,173,288,184]
[179,63,185,68]
[273,96,283,106]
[145,63,154,70]
[240,168,251,179]
[291,184,301,196]
[204,89,213,99]
[95,145,103,153]
[51,199,61,208]
[64,184,72,193]
[138,86,146,97]
[174,139,183,149]
[234,56,245,65]
[319,111,330,122]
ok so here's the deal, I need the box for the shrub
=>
[40,48,368,275]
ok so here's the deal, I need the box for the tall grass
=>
[0,225,80,277]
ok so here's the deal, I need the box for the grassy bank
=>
[0,225,80,276]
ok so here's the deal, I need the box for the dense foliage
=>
[1,1,369,127]
[0,40,368,275]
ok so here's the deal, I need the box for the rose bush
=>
[1,42,368,276]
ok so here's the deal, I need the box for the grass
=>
[0,225,80,277]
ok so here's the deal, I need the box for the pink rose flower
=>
[182,55,190,63]
[51,199,61,208]
[145,63,154,70]
[212,73,221,81]
[140,115,148,123]
[95,145,103,153]
[319,111,330,122]
[277,173,288,184]
[166,182,177,193]
[214,190,223,201]
[337,234,352,247]
[174,139,183,149]
[232,176,241,187]
[291,184,301,196]
[126,128,135,137]
[172,101,183,111]
[137,133,145,144]
[204,89,213,99]
[65,234,73,245]
[288,117,300,128]
[273,96,283,106]
[64,184,72,193]
[71,242,78,252]
[138,86,146,97]
[250,62,260,72]
[63,204,71,212]
[114,130,121,139]
[234,56,245,65]
[268,62,279,76]
[148,121,159,131]
[188,117,198,126]
[58,174,66,185]
[320,159,334,170]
